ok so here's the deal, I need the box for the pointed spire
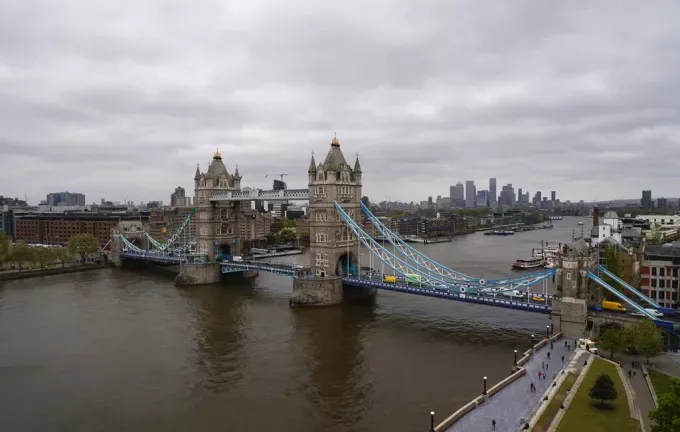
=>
[234,164,241,179]
[194,162,201,180]
[331,133,339,147]
[308,151,317,173]
[353,152,362,173]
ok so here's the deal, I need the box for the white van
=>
[501,290,524,299]
[644,308,664,318]
[578,338,598,354]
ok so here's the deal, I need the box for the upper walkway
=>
[210,188,308,201]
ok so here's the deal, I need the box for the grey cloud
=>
[1,0,680,204]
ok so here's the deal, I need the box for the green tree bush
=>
[598,327,627,360]
[589,373,618,407]
[632,319,664,364]
[649,378,680,432]
[68,233,99,263]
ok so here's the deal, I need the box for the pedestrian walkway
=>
[654,354,680,377]
[612,354,660,432]
[447,338,576,432]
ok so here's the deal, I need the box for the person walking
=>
[492,419,496,430]
[562,355,565,363]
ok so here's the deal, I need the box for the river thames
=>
[0,217,590,431]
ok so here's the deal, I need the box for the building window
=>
[673,292,678,301]
[200,227,208,236]
[566,272,572,280]
[673,280,678,289]
[315,186,325,195]
[651,279,657,288]
[650,290,657,299]
[674,268,679,278]
[660,268,666,277]
[659,279,665,288]
[652,267,657,276]
[315,233,328,242]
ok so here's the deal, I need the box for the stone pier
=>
[291,277,377,307]
[174,263,221,286]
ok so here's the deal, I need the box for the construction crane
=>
[265,173,288,182]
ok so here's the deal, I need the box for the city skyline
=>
[2,1,680,204]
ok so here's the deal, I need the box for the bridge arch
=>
[336,251,358,277]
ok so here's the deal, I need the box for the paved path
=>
[653,354,680,377]
[447,338,577,432]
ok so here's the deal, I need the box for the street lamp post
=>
[429,411,435,432]
[514,349,518,366]
[546,325,550,339]
[483,376,488,395]
[531,334,535,349]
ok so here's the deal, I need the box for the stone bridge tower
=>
[291,134,373,306]
[194,149,243,262]
[552,239,599,337]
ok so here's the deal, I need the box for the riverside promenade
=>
[441,336,576,432]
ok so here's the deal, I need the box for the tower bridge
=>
[111,134,678,340]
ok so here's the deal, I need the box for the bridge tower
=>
[552,239,600,337]
[193,149,243,262]
[291,134,374,306]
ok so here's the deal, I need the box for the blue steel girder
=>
[595,264,673,314]
[360,201,476,282]
[360,201,554,287]
[587,271,659,320]
[335,201,555,294]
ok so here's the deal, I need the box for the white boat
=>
[512,257,544,270]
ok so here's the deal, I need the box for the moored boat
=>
[512,257,544,270]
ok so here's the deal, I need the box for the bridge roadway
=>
[221,261,553,314]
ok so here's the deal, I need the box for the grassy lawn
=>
[648,368,675,398]
[556,357,639,432]
[532,373,577,432]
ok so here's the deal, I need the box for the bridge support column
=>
[175,263,221,286]
[291,277,377,307]
[291,277,343,307]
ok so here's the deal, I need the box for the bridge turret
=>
[292,134,371,306]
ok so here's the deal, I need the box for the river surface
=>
[0,217,590,432]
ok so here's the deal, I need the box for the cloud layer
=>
[1,0,679,204]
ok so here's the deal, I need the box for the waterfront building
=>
[15,213,149,246]
[640,243,680,310]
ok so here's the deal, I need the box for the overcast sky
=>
[1,0,679,205]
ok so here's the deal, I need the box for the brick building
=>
[15,214,150,247]
[149,207,196,242]
[640,244,680,310]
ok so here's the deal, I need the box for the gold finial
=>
[214,148,221,159]
[331,133,339,146]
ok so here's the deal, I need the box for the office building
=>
[551,191,556,202]
[489,178,497,204]
[657,198,668,209]
[46,192,85,207]
[476,190,489,208]
[499,184,515,206]
[465,181,476,207]
[640,244,680,310]
[450,182,465,207]
[170,186,188,208]
[641,190,652,209]
[518,188,523,205]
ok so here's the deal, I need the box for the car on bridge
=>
[501,290,524,299]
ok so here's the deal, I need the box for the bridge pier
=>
[291,277,376,307]
[175,263,221,286]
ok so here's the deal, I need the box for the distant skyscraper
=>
[551,191,556,202]
[533,191,542,207]
[465,181,476,207]
[657,197,667,209]
[450,182,465,206]
[641,190,652,209]
[489,178,497,204]
[476,190,489,208]
[518,188,523,204]
[170,186,187,208]
[500,184,515,206]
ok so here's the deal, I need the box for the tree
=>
[602,244,622,292]
[0,232,11,267]
[632,319,664,364]
[34,247,55,270]
[11,241,33,270]
[68,233,99,263]
[598,327,627,360]
[55,248,75,268]
[589,373,618,407]
[649,378,680,432]
[278,227,297,242]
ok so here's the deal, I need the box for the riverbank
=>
[0,263,111,281]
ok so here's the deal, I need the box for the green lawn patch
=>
[555,357,639,432]
[648,368,675,398]
[532,372,577,432]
